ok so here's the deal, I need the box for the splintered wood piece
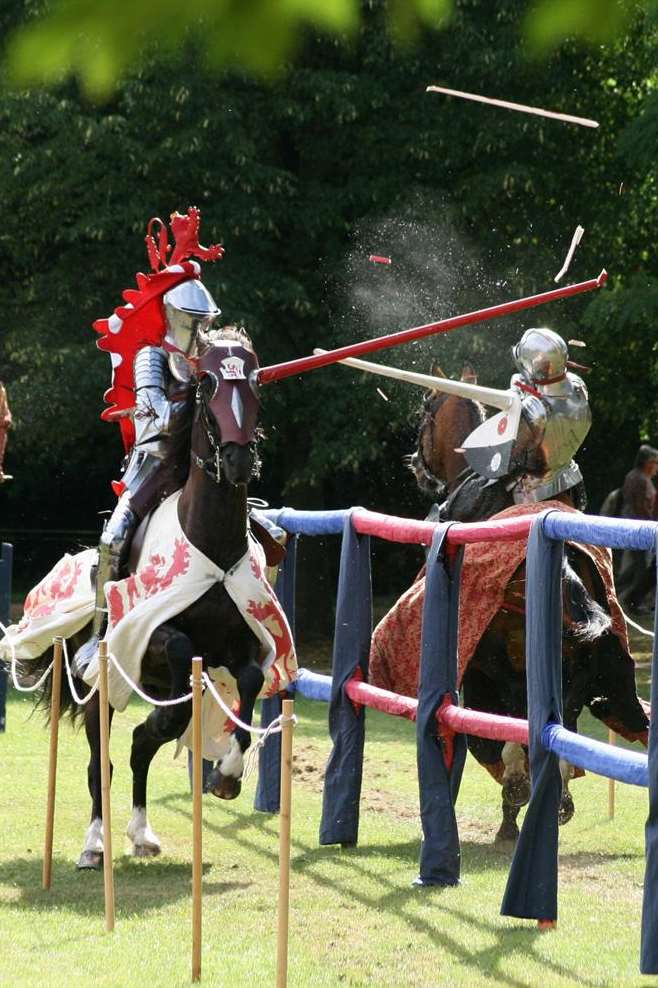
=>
[426,85,599,129]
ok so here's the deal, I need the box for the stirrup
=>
[71,630,104,677]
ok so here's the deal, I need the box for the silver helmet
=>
[512,328,568,385]
[163,279,220,356]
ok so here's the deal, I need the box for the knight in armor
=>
[0,381,12,483]
[506,327,591,504]
[73,278,221,669]
[438,327,591,522]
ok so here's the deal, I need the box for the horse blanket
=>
[0,492,297,759]
[369,501,628,698]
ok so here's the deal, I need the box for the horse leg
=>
[496,797,522,845]
[78,693,115,870]
[128,627,193,857]
[501,741,530,808]
[207,657,264,801]
[558,759,576,825]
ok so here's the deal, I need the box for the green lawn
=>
[1,657,657,988]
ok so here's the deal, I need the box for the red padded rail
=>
[440,704,529,744]
[343,677,529,744]
[345,677,418,721]
[352,508,532,545]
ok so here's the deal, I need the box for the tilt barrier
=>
[259,505,658,971]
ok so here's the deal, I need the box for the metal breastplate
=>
[511,373,591,503]
[121,347,189,495]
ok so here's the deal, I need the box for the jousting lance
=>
[256,270,607,385]
[311,346,525,480]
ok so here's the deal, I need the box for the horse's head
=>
[409,363,485,499]
[560,549,649,743]
[192,328,261,486]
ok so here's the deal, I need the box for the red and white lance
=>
[256,270,607,386]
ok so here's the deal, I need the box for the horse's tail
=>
[562,554,612,643]
[28,634,91,727]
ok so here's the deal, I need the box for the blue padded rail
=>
[292,668,332,702]
[262,507,351,535]
[543,511,658,551]
[542,723,648,787]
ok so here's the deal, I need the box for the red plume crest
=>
[145,206,224,272]
[94,207,224,466]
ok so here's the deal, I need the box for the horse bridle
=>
[191,380,259,485]
[190,382,225,484]
[414,393,449,497]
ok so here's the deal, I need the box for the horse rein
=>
[191,384,224,484]
[191,381,259,485]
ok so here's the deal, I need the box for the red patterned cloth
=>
[369,501,628,697]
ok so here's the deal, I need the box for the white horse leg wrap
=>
[502,741,526,779]
[126,806,161,852]
[83,817,104,854]
[219,734,244,779]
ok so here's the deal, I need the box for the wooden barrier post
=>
[42,637,63,890]
[98,640,115,932]
[277,698,295,988]
[192,657,203,983]
[608,729,616,819]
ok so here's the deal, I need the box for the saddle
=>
[434,469,587,523]
[128,502,286,574]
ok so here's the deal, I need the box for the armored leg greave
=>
[92,493,138,634]
[73,493,137,674]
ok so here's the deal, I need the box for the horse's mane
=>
[199,324,254,353]
[420,388,485,428]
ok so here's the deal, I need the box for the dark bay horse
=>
[37,329,271,867]
[409,363,485,504]
[396,367,649,842]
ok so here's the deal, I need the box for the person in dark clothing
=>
[617,444,658,613]
[0,381,12,483]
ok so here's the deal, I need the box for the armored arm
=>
[508,381,547,475]
[133,346,174,456]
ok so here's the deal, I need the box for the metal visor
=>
[164,306,217,356]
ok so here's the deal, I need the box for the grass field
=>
[1,636,657,988]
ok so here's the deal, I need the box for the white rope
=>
[0,618,55,693]
[201,672,298,783]
[201,671,292,736]
[241,711,297,782]
[61,638,99,706]
[108,649,193,707]
[622,610,655,639]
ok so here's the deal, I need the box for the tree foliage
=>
[0,0,656,547]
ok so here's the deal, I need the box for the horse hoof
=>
[502,776,531,809]
[132,842,161,859]
[208,772,242,800]
[494,825,519,846]
[558,791,575,826]
[77,850,103,871]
